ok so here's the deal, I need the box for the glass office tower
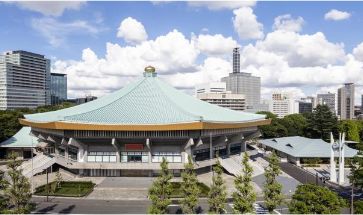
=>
[50,73,67,105]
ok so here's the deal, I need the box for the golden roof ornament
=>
[144,66,155,73]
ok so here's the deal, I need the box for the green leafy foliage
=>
[263,151,283,213]
[3,152,32,213]
[180,156,201,214]
[208,159,227,214]
[306,104,338,140]
[354,200,363,214]
[349,148,363,190]
[148,158,172,214]
[288,184,345,214]
[0,102,75,143]
[232,152,256,214]
[338,120,363,143]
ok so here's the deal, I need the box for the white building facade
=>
[0,50,51,110]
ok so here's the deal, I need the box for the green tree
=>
[264,151,283,213]
[148,157,172,214]
[232,152,256,214]
[349,148,363,188]
[4,153,32,213]
[288,184,345,214]
[180,156,200,214]
[0,169,8,212]
[257,111,290,138]
[338,120,361,142]
[208,159,227,214]
[354,200,363,214]
[280,114,307,136]
[306,104,338,140]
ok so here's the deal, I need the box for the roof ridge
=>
[64,78,147,121]
[153,78,202,122]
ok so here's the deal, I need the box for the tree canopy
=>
[289,184,345,214]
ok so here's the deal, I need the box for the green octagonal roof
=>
[24,71,265,125]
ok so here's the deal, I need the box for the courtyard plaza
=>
[29,147,299,201]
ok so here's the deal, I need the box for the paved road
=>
[31,197,235,214]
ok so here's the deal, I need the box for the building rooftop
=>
[21,67,267,130]
[0,127,36,148]
[260,136,358,158]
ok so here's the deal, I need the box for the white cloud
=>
[248,30,346,67]
[232,7,264,40]
[188,1,256,10]
[193,34,238,56]
[353,42,363,61]
[117,17,148,44]
[11,1,85,17]
[272,14,304,32]
[53,29,201,98]
[31,17,103,47]
[53,17,363,104]
[324,9,351,21]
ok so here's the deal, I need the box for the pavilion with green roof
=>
[16,66,269,177]
[0,127,36,159]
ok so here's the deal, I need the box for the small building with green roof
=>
[259,136,358,166]
[0,127,36,159]
[17,66,269,176]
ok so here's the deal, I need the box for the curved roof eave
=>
[19,118,271,131]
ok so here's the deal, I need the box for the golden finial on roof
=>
[144,66,156,73]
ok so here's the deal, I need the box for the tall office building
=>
[195,82,246,111]
[232,47,240,74]
[271,92,298,118]
[338,83,355,120]
[317,92,336,114]
[221,48,261,109]
[50,73,67,105]
[0,50,50,110]
[298,97,314,113]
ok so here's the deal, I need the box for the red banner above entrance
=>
[125,144,144,150]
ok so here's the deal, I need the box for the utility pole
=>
[46,167,49,202]
[351,183,354,214]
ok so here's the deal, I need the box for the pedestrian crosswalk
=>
[228,203,269,214]
[253,203,269,214]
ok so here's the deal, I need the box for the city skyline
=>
[1,1,363,102]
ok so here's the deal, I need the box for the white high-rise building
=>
[195,82,246,111]
[338,83,355,120]
[0,50,51,110]
[221,48,261,110]
[317,92,336,114]
[271,92,298,118]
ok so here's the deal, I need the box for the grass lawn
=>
[34,181,95,197]
[170,182,210,198]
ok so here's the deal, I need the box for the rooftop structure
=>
[259,136,358,166]
[14,66,269,177]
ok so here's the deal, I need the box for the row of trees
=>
[0,153,32,213]
[0,102,74,143]
[258,104,363,145]
[148,151,349,214]
[148,152,284,214]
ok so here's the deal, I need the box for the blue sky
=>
[1,1,363,101]
[1,1,362,60]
